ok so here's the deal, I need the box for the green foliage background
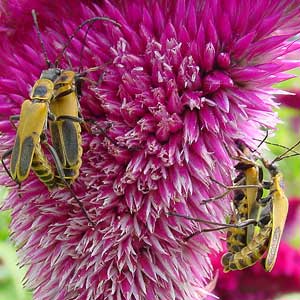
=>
[0,188,32,300]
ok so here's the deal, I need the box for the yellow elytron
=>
[2,77,58,187]
[50,70,83,185]
[262,161,288,272]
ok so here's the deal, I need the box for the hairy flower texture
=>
[1,1,300,300]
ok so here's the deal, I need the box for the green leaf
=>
[0,242,32,300]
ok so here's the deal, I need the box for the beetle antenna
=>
[253,129,269,152]
[78,24,92,72]
[55,16,121,67]
[32,10,51,68]
[271,139,300,164]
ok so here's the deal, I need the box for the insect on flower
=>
[1,10,121,225]
[222,151,293,272]
[32,10,121,186]
[168,139,300,272]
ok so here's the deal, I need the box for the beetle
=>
[222,161,288,272]
[1,10,120,225]
[1,73,95,225]
[37,11,120,185]
[168,139,300,272]
[222,140,299,272]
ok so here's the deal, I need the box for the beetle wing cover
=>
[245,166,261,243]
[61,120,80,166]
[264,173,288,271]
[10,100,47,182]
[49,121,66,165]
[50,119,81,167]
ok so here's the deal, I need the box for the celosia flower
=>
[1,1,300,300]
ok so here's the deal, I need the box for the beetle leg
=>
[43,141,95,227]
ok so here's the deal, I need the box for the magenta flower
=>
[284,198,300,245]
[1,1,300,300]
[277,90,300,109]
[276,90,300,134]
